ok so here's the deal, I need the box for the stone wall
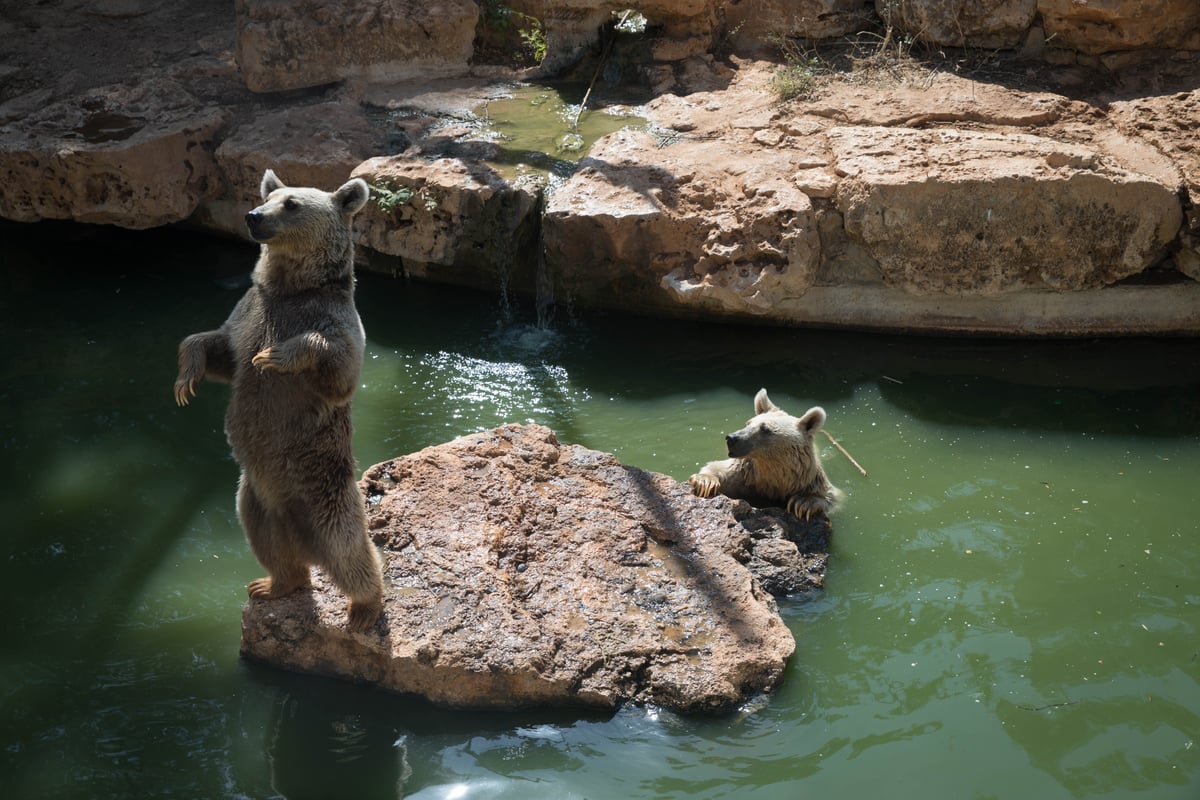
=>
[234,0,480,92]
[727,0,1200,59]
[228,1,1200,93]
[1,0,1199,334]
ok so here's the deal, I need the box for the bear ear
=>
[754,388,780,415]
[335,177,370,216]
[260,169,285,200]
[797,406,827,434]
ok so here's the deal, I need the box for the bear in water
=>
[690,388,843,520]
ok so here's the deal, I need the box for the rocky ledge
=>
[3,1,1200,334]
[239,424,829,712]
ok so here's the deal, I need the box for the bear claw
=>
[689,475,719,499]
[247,575,310,600]
[174,379,197,406]
[787,497,823,520]
[251,347,281,370]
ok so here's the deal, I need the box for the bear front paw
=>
[251,346,285,371]
[174,377,198,406]
[689,474,720,499]
[786,495,829,521]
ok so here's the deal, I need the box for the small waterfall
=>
[533,188,555,330]
[488,185,561,356]
[493,197,515,318]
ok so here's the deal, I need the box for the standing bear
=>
[689,388,844,520]
[174,169,384,632]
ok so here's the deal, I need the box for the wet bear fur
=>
[690,388,844,519]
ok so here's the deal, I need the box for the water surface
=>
[378,82,648,184]
[1,223,1197,799]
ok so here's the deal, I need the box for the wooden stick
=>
[572,10,633,130]
[823,429,868,477]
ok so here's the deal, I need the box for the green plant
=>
[478,1,546,67]
[370,182,413,214]
[771,60,819,102]
[614,10,647,34]
[768,34,823,102]
[518,22,547,64]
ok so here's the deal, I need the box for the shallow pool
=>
[2,223,1197,799]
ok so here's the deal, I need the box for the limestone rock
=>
[829,126,1183,295]
[1039,0,1200,55]
[1107,88,1200,282]
[543,129,823,315]
[878,0,1037,49]
[233,0,479,93]
[202,99,386,238]
[801,71,1063,129]
[350,155,541,291]
[0,79,227,228]
[240,424,822,712]
[726,1,876,50]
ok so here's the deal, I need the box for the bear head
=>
[725,388,826,461]
[244,169,369,258]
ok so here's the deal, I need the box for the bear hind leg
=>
[238,475,312,600]
[247,570,311,601]
[312,481,384,632]
[327,539,384,632]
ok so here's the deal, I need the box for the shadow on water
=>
[0,225,240,636]
[0,223,255,798]
[357,268,1200,439]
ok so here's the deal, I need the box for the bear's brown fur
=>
[175,169,384,632]
[689,388,843,519]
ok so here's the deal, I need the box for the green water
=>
[480,84,647,180]
[2,223,1198,799]
[421,83,647,182]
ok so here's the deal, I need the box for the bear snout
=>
[244,209,272,242]
[726,432,752,458]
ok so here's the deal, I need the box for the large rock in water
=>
[239,424,828,712]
